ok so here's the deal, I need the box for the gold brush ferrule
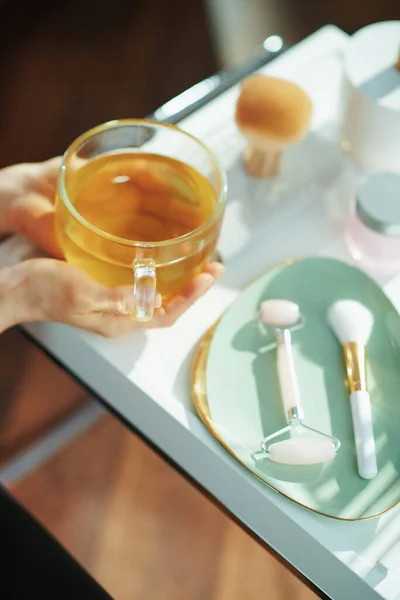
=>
[342,342,367,394]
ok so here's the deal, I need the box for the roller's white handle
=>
[277,329,303,420]
[350,390,377,479]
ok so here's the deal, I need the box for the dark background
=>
[0,0,398,167]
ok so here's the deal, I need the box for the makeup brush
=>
[235,75,313,178]
[327,300,377,480]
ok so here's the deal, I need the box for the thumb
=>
[10,192,63,259]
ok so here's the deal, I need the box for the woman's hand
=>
[0,157,63,258]
[0,158,224,336]
[1,259,223,337]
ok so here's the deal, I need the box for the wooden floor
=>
[0,329,90,462]
[13,413,317,600]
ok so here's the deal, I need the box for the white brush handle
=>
[350,390,377,479]
[277,329,304,421]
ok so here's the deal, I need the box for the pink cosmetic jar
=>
[345,172,400,273]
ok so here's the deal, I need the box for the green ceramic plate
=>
[192,257,400,520]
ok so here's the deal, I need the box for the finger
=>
[74,262,222,331]
[155,293,162,309]
[159,271,215,325]
[18,259,150,337]
[143,262,224,328]
[31,157,62,201]
[169,261,225,307]
[10,192,63,258]
[203,261,225,280]
[36,157,62,189]
[92,284,162,316]
[71,271,210,336]
[76,300,164,338]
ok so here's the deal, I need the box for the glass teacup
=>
[55,119,227,321]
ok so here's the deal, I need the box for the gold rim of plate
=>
[191,258,400,522]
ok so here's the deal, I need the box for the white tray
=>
[9,25,400,600]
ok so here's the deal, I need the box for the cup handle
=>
[132,258,157,322]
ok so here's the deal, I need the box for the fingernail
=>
[201,273,214,289]
[116,290,135,315]
[212,263,225,279]
[155,293,162,308]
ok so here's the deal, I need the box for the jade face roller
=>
[258,299,340,465]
